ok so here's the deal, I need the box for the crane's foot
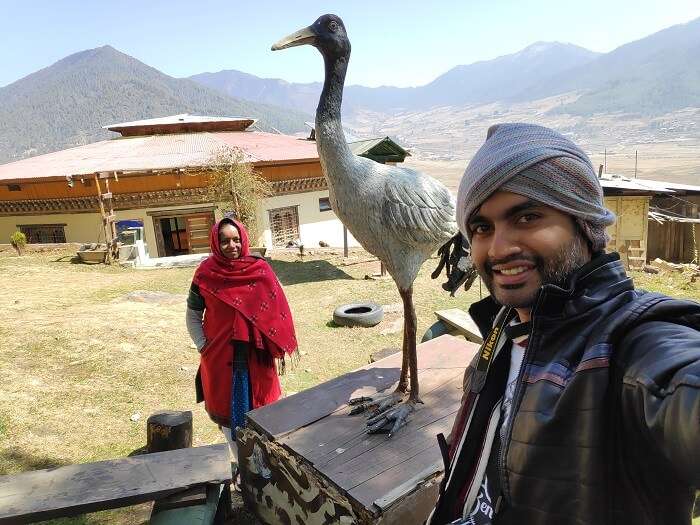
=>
[366,396,421,437]
[348,391,404,416]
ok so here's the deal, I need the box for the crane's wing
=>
[380,164,458,248]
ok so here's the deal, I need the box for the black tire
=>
[333,302,384,327]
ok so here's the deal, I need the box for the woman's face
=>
[218,223,242,259]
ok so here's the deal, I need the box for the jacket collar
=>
[468,252,634,336]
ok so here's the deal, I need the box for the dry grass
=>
[1,248,698,524]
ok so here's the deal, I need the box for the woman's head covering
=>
[456,123,615,252]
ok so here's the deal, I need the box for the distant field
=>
[351,97,700,186]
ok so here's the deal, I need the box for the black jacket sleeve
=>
[619,320,700,485]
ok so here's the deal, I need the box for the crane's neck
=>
[316,50,355,184]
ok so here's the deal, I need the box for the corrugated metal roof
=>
[103,114,254,130]
[600,174,700,195]
[348,136,410,157]
[0,131,319,182]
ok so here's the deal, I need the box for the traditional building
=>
[599,174,700,267]
[0,114,362,256]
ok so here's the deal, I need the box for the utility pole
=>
[604,148,607,174]
[634,150,638,178]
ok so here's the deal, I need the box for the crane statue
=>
[273,14,473,435]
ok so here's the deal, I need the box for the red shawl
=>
[193,218,297,356]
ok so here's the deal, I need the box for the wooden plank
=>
[0,444,231,524]
[247,335,470,439]
[435,308,483,343]
[248,366,402,438]
[282,367,463,467]
[151,485,208,511]
[323,376,461,489]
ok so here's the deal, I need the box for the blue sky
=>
[2,0,699,88]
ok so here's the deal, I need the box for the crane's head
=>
[272,14,350,60]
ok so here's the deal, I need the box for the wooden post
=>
[104,177,119,261]
[93,174,111,264]
[343,225,348,258]
[147,411,193,454]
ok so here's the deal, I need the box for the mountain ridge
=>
[0,46,311,163]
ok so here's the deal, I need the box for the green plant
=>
[9,231,27,255]
[206,146,272,241]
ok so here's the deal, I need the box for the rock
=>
[382,302,403,314]
[121,290,187,305]
[643,265,660,274]
[130,413,141,422]
[380,318,403,335]
[652,258,684,273]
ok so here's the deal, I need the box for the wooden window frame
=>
[18,223,67,244]
[268,206,300,247]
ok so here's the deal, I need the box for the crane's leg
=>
[348,324,406,416]
[402,285,422,405]
[364,285,420,436]
[396,310,410,393]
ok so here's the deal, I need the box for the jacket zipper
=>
[497,292,542,505]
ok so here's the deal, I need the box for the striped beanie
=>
[456,123,615,252]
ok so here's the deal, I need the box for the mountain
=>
[519,17,700,115]
[0,46,311,163]
[192,16,700,119]
[190,69,322,117]
[191,42,600,114]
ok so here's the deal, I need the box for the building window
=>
[319,197,332,212]
[19,224,67,244]
[268,206,300,246]
[7,184,21,192]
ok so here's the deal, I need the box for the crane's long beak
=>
[271,26,316,51]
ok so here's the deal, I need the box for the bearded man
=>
[428,123,700,525]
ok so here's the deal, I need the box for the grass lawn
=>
[1,248,698,524]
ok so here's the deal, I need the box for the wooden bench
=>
[0,444,231,524]
[421,308,483,344]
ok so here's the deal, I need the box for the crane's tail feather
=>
[432,232,478,296]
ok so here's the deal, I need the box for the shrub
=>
[10,231,27,255]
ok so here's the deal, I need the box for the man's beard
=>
[479,235,590,309]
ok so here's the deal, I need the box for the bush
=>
[10,231,27,255]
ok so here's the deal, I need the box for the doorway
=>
[149,208,216,257]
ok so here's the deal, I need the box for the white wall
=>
[258,190,360,249]
[0,193,360,254]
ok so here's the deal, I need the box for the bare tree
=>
[205,147,272,240]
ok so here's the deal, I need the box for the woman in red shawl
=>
[186,217,297,461]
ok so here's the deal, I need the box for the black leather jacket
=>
[430,253,700,524]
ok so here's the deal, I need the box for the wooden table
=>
[238,334,478,525]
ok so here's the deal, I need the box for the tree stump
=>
[147,411,193,453]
